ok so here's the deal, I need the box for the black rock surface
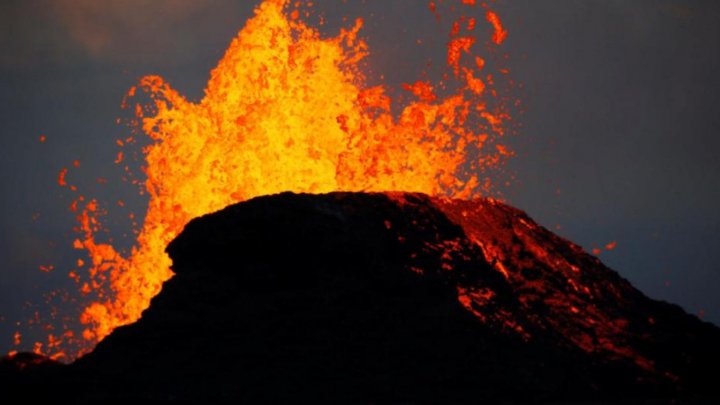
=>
[2,192,718,403]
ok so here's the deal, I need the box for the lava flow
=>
[24,0,515,360]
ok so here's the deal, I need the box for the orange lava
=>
[485,10,508,45]
[436,197,656,372]
[35,0,514,359]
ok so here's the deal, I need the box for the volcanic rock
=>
[3,192,718,403]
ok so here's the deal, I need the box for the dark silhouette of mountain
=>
[2,192,718,403]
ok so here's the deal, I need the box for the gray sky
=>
[1,0,719,353]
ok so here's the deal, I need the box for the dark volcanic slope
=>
[3,192,718,403]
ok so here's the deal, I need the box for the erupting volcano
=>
[25,0,516,358]
[3,192,719,402]
[2,0,718,402]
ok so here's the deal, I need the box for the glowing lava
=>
[35,0,515,359]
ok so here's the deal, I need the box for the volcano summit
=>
[2,192,718,403]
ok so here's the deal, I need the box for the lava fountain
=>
[29,0,516,360]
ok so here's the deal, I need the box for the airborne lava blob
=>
[35,0,515,359]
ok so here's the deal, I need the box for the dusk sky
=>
[1,0,719,354]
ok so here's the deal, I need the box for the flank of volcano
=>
[3,192,717,403]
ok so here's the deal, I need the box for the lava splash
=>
[35,0,515,358]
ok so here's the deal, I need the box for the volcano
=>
[2,192,718,403]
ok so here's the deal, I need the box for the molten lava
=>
[27,0,515,359]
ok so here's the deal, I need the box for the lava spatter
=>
[26,0,515,359]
